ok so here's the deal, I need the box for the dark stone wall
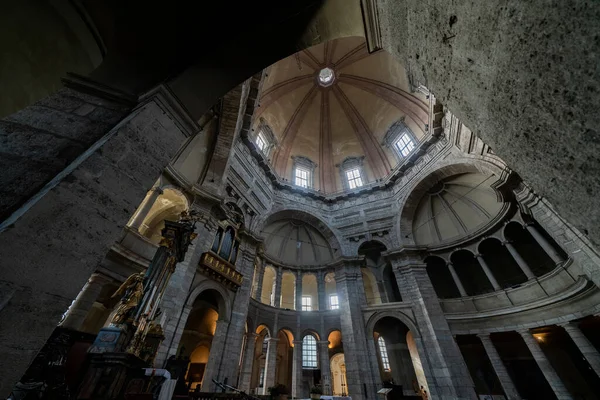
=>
[378,0,600,247]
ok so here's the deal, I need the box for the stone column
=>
[317,271,327,311]
[477,334,520,400]
[209,236,260,389]
[156,212,217,366]
[319,341,332,395]
[239,333,258,392]
[253,258,266,300]
[60,272,113,331]
[274,266,283,308]
[295,272,303,311]
[447,261,468,297]
[526,223,564,265]
[201,319,230,391]
[377,280,390,303]
[263,337,279,395]
[504,241,535,279]
[292,340,303,398]
[129,187,163,231]
[560,322,600,377]
[475,254,501,291]
[517,329,572,399]
[334,258,380,400]
[387,250,477,400]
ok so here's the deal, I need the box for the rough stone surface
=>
[0,97,186,396]
[377,0,600,248]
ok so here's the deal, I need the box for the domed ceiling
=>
[254,36,429,193]
[262,219,334,266]
[412,173,503,246]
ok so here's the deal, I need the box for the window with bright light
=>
[378,337,391,371]
[259,368,265,387]
[295,167,310,188]
[346,168,363,189]
[255,131,267,152]
[394,133,415,157]
[302,295,312,311]
[302,335,318,368]
[330,295,339,310]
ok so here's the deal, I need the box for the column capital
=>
[474,253,483,259]
[246,332,259,339]
[558,321,578,330]
[266,337,280,343]
[515,328,532,336]
[476,333,491,340]
[317,340,330,346]
[292,340,303,345]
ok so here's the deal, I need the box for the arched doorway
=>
[373,317,427,397]
[178,289,225,390]
[330,353,347,396]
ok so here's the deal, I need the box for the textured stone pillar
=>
[129,187,163,230]
[60,273,113,331]
[319,340,332,395]
[274,266,283,308]
[504,241,535,279]
[317,271,327,311]
[155,212,217,366]
[377,280,390,303]
[334,258,380,400]
[253,258,266,300]
[517,329,572,399]
[211,235,260,388]
[475,254,501,291]
[477,334,520,400]
[295,272,303,311]
[447,261,468,297]
[239,333,258,392]
[560,322,600,377]
[263,337,279,395]
[201,319,230,391]
[292,340,303,398]
[0,76,191,396]
[387,249,477,400]
[526,223,564,264]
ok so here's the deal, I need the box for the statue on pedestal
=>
[109,272,145,326]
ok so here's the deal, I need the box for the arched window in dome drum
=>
[218,227,235,260]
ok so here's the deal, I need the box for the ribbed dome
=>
[412,173,503,245]
[262,219,334,265]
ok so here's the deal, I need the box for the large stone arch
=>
[185,280,233,322]
[395,160,508,246]
[254,208,343,258]
[365,310,420,339]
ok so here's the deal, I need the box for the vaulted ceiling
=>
[254,36,430,193]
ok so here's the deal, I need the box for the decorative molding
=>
[62,73,137,105]
[360,0,383,53]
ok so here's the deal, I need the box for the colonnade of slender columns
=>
[476,334,520,400]
[441,222,565,297]
[517,329,572,399]
[560,322,600,377]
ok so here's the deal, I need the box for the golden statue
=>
[110,272,145,325]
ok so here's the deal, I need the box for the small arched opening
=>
[261,266,276,306]
[478,238,527,288]
[280,271,296,310]
[504,222,558,277]
[424,256,460,299]
[302,274,319,311]
[450,250,494,296]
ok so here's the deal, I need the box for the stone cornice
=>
[62,73,137,106]
[137,83,200,137]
